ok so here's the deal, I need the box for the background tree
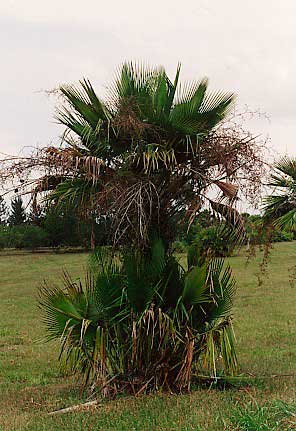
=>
[8,196,26,226]
[0,196,7,224]
[41,204,80,247]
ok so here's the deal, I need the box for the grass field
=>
[0,243,295,430]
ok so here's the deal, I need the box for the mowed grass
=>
[0,243,295,430]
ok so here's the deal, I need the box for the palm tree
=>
[35,63,251,395]
[263,157,296,230]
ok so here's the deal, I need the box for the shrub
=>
[271,228,294,243]
[39,240,237,396]
[172,240,188,253]
[189,224,235,259]
[0,225,48,249]
[243,213,295,245]
[21,225,48,250]
[0,226,8,249]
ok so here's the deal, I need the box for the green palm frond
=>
[124,238,166,312]
[164,63,181,114]
[123,251,151,312]
[273,156,296,181]
[275,209,296,229]
[208,259,236,320]
[48,178,101,210]
[59,79,111,126]
[90,248,125,323]
[170,83,235,135]
[57,108,90,140]
[175,78,208,106]
[160,255,185,307]
[110,62,156,106]
[263,156,296,229]
[148,237,166,276]
[38,276,93,344]
[263,194,294,220]
[201,319,237,376]
[182,263,209,305]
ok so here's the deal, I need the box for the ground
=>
[0,242,295,430]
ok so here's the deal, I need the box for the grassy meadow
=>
[0,242,295,430]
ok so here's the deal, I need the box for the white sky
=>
[0,0,295,157]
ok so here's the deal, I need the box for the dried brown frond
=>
[112,97,152,138]
[215,181,238,200]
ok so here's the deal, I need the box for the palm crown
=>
[49,62,237,248]
[58,63,234,153]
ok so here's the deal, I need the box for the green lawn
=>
[0,243,295,430]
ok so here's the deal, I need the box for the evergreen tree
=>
[28,205,44,226]
[8,196,26,226]
[0,196,7,224]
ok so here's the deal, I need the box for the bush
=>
[172,240,187,253]
[191,224,234,258]
[271,228,294,243]
[39,240,238,396]
[21,225,48,250]
[0,226,8,249]
[0,225,48,250]
[243,213,294,245]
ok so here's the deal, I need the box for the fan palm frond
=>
[59,79,111,126]
[263,156,296,229]
[207,259,236,320]
[273,156,296,181]
[171,84,235,135]
[182,264,209,305]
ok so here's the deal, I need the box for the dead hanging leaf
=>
[215,181,238,200]
[44,146,105,183]
[184,200,203,233]
[209,200,245,243]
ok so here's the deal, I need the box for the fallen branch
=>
[48,400,100,415]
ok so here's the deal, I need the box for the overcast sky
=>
[1,0,295,158]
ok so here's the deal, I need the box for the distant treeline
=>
[173,210,295,256]
[0,196,110,250]
[0,197,294,252]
